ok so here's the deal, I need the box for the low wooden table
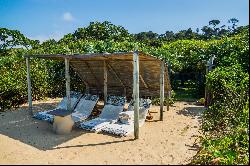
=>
[48,109,74,134]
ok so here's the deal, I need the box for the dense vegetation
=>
[0,18,249,165]
[191,66,249,165]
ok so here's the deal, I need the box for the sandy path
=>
[0,99,205,165]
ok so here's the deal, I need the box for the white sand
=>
[0,98,205,165]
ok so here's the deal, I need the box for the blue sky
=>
[0,0,249,42]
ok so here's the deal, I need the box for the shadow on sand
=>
[52,138,134,150]
[176,103,205,122]
[0,101,129,151]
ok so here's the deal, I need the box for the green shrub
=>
[151,90,175,106]
[191,66,249,165]
[0,51,50,110]
[0,50,86,111]
[191,101,249,165]
[197,97,205,105]
[203,65,249,131]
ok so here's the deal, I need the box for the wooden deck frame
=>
[25,51,170,139]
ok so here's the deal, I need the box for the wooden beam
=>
[24,51,157,61]
[106,62,126,88]
[71,59,160,62]
[166,62,170,112]
[26,57,33,115]
[65,58,71,111]
[80,77,90,93]
[70,64,90,94]
[205,59,210,107]
[133,51,140,139]
[167,90,170,111]
[85,84,90,93]
[139,74,149,88]
[205,56,214,107]
[77,72,91,93]
[123,87,126,97]
[130,61,149,89]
[84,61,101,89]
[160,61,165,121]
[104,61,108,104]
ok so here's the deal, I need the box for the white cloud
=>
[62,12,74,22]
[29,31,64,42]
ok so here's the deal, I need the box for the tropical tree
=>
[0,28,35,55]
[228,18,239,32]
[72,21,132,41]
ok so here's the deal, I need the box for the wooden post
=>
[85,85,90,93]
[123,87,126,97]
[168,61,171,83]
[133,51,140,139]
[166,62,170,112]
[208,55,215,71]
[205,55,215,106]
[26,57,32,115]
[204,62,209,107]
[167,91,170,111]
[104,61,108,104]
[160,61,165,120]
[65,58,71,111]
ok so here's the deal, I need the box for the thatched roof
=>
[25,51,171,97]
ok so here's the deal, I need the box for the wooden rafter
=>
[139,74,149,89]
[129,61,149,89]
[70,63,91,90]
[106,62,126,88]
[84,61,101,89]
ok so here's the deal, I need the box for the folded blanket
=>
[101,99,152,137]
[80,118,115,132]
[102,123,134,136]
[33,110,54,123]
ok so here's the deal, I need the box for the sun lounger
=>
[79,95,126,132]
[71,94,99,123]
[33,91,82,123]
[101,98,151,136]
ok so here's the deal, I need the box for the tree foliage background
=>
[0,18,249,165]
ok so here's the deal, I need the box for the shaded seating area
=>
[101,98,152,136]
[25,51,171,139]
[33,91,82,123]
[71,93,99,123]
[79,95,126,132]
[33,92,99,123]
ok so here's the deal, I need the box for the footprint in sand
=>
[168,154,175,161]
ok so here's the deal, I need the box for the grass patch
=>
[172,80,200,102]
[174,87,197,102]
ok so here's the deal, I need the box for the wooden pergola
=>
[25,51,171,139]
